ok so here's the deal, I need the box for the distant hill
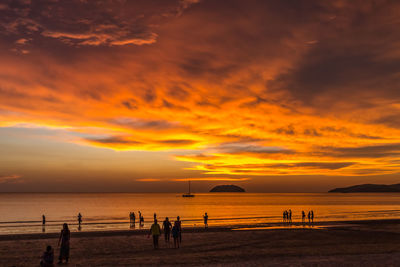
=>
[329,183,400,193]
[210,185,245,192]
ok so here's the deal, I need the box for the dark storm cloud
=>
[0,0,199,48]
[374,114,400,129]
[215,143,294,155]
[318,143,400,158]
[158,139,196,145]
[111,117,180,130]
[205,162,355,171]
[121,99,138,110]
[267,0,400,108]
[320,126,383,140]
[86,136,142,145]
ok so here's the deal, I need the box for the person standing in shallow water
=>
[176,216,182,243]
[203,212,208,229]
[58,223,70,264]
[78,213,82,225]
[311,210,314,223]
[308,211,311,224]
[42,214,46,225]
[148,219,161,249]
[302,211,306,224]
[162,217,172,243]
[139,211,144,227]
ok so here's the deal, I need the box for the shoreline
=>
[2,218,400,241]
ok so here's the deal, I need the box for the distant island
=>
[210,185,245,192]
[329,183,400,193]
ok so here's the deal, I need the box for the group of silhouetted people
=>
[129,211,145,227]
[283,210,315,225]
[39,211,210,264]
[149,213,183,249]
[283,209,292,223]
[306,210,314,224]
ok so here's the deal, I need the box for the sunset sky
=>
[1,0,400,192]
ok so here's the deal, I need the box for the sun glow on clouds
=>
[1,0,400,188]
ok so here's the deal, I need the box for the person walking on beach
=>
[148,219,161,249]
[311,210,314,223]
[162,217,172,243]
[288,209,292,223]
[172,221,180,248]
[78,213,82,226]
[58,223,70,264]
[283,210,286,223]
[302,211,306,224]
[40,245,54,267]
[203,212,208,229]
[176,216,182,243]
[42,214,46,226]
[308,211,311,224]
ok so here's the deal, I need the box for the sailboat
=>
[182,180,195,197]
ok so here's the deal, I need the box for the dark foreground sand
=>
[2,220,400,266]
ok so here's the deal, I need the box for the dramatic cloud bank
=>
[1,0,400,191]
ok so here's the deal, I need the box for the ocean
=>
[1,192,400,235]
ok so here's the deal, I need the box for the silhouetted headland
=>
[210,185,245,192]
[329,183,400,193]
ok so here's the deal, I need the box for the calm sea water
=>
[1,193,400,235]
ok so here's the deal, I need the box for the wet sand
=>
[2,219,400,266]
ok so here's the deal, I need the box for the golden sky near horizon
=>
[1,0,400,192]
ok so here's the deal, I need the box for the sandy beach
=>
[1,219,400,266]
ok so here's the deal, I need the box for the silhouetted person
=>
[40,245,54,267]
[42,215,46,225]
[176,216,182,243]
[283,211,286,223]
[154,212,157,221]
[163,217,172,243]
[311,210,314,223]
[172,222,180,248]
[58,223,70,264]
[302,211,306,223]
[148,219,161,249]
[288,209,292,223]
[139,211,144,227]
[129,212,135,228]
[203,212,208,229]
[308,211,311,224]
[78,213,82,225]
